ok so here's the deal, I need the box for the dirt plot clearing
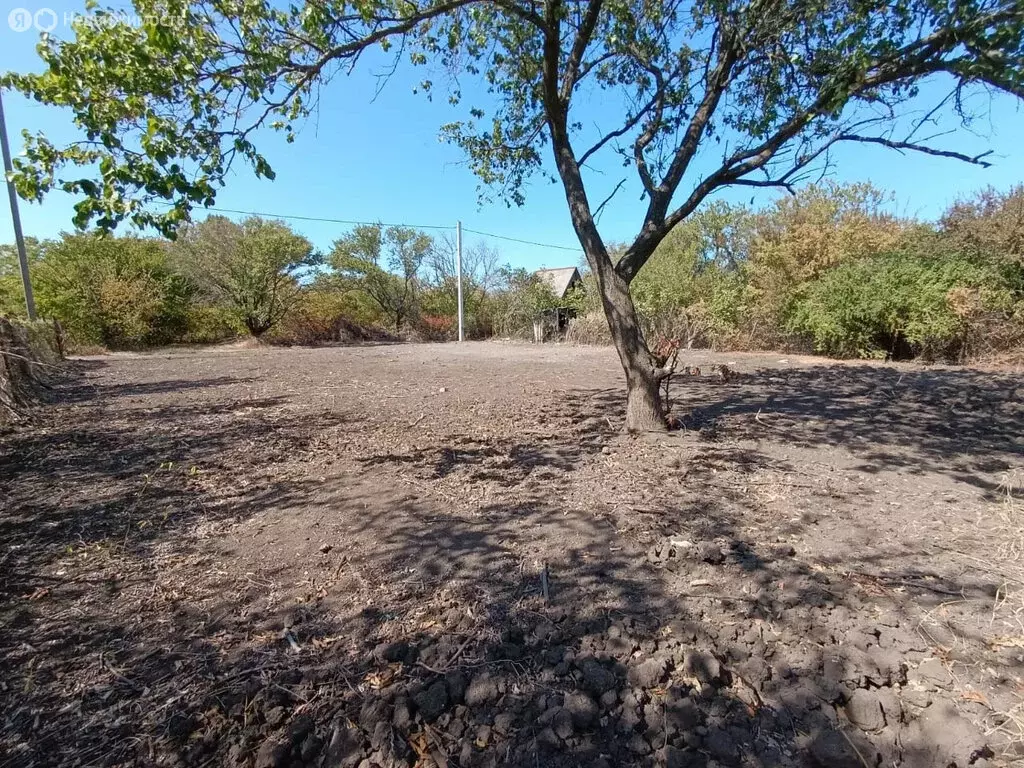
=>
[2,341,1023,768]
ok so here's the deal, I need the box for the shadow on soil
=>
[670,364,1023,493]
[0,360,1010,767]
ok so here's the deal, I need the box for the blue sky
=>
[1,2,1022,272]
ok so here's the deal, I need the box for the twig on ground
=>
[839,728,872,768]
[891,579,964,597]
[98,652,143,692]
[444,634,475,669]
[269,681,309,703]
[677,591,762,602]
[932,546,1024,586]
[416,634,477,675]
[0,349,64,370]
[731,669,765,709]
[424,724,450,768]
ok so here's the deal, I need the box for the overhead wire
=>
[169,203,583,253]
[459,227,582,252]
[176,204,453,231]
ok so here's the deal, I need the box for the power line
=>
[184,204,453,231]
[461,226,582,253]
[164,202,583,253]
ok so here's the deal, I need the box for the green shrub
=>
[0,239,44,318]
[4,182,1021,362]
[268,286,392,345]
[33,233,191,349]
[488,268,563,339]
[789,251,1016,360]
[183,305,243,344]
[625,222,749,350]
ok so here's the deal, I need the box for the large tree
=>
[172,215,319,337]
[331,224,433,331]
[4,0,1022,429]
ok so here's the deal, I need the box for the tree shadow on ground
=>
[0,482,891,768]
[54,359,261,403]
[0,362,1011,768]
[3,474,996,767]
[0,375,350,599]
[357,440,603,486]
[653,364,1022,493]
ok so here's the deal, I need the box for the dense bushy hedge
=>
[2,234,191,349]
[569,183,1023,363]
[788,250,1017,360]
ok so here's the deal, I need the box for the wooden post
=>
[0,90,36,320]
[456,221,464,342]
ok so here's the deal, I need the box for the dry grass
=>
[1,318,64,426]
[564,310,612,345]
[981,467,1024,759]
[994,467,1024,563]
[963,347,1024,373]
[66,342,110,356]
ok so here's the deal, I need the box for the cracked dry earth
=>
[1,342,1023,768]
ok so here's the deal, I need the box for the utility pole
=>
[456,220,464,342]
[0,89,36,321]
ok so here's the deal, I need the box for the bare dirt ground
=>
[2,342,1023,768]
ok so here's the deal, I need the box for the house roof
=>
[535,267,581,299]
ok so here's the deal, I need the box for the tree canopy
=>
[172,215,319,336]
[32,233,191,348]
[330,224,433,331]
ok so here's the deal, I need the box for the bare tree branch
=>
[578,93,660,168]
[612,3,1023,283]
[560,0,604,101]
[832,135,994,167]
[594,177,627,223]
[647,24,742,216]
[630,55,668,198]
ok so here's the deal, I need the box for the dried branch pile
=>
[0,318,60,427]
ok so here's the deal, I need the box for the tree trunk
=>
[624,368,665,433]
[590,251,667,432]
[539,65,667,431]
[247,318,269,337]
[549,151,668,431]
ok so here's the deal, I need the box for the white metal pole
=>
[456,220,464,342]
[0,90,36,321]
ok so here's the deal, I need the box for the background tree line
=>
[1,182,1021,362]
[0,214,562,350]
